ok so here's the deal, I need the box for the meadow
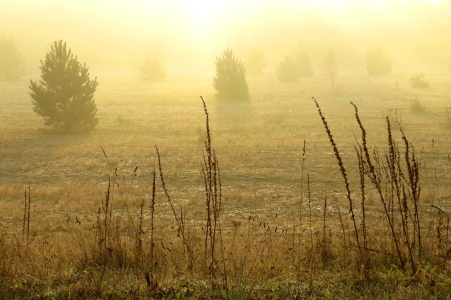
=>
[1,65,451,299]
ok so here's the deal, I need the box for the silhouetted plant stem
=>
[200,96,225,290]
[150,168,156,274]
[155,145,192,269]
[351,102,423,273]
[313,97,362,260]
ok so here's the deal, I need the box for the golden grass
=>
[1,67,451,298]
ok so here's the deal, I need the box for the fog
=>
[2,0,450,75]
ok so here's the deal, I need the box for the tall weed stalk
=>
[200,96,225,288]
[313,97,363,263]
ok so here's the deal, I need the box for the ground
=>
[1,66,451,299]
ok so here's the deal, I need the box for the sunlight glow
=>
[179,0,235,19]
[288,0,443,8]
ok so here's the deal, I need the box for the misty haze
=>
[1,0,451,298]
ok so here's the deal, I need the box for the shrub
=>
[245,47,266,75]
[29,40,98,133]
[410,96,426,113]
[0,35,25,81]
[276,56,300,82]
[366,46,392,75]
[409,73,429,88]
[140,57,166,81]
[213,48,249,101]
[294,44,314,77]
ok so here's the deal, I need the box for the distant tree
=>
[29,40,98,133]
[0,35,25,81]
[366,46,392,75]
[322,47,338,88]
[140,57,166,81]
[276,56,300,82]
[245,47,266,75]
[294,44,314,77]
[213,48,249,101]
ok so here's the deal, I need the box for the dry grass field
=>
[1,66,451,299]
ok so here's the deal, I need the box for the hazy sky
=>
[1,0,450,73]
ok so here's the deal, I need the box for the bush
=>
[276,56,300,82]
[0,35,25,81]
[29,40,98,133]
[410,96,426,113]
[213,48,249,101]
[409,73,429,88]
[366,46,392,75]
[140,57,166,81]
[294,44,314,77]
[245,48,266,75]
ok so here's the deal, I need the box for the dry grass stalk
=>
[351,102,404,271]
[313,97,362,262]
[155,145,194,270]
[351,101,423,275]
[22,184,31,242]
[400,126,422,264]
[200,96,226,288]
[150,168,156,274]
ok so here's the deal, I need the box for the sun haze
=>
[1,0,450,73]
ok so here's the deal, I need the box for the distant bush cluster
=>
[409,73,429,88]
[276,55,300,82]
[276,44,314,82]
[2,30,448,134]
[0,35,24,81]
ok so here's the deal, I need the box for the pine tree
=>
[140,57,166,81]
[0,35,25,81]
[294,44,314,77]
[29,40,98,133]
[213,48,249,101]
[366,46,392,75]
[276,56,300,82]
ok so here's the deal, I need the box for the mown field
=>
[1,66,451,299]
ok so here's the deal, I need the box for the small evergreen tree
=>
[140,57,166,81]
[245,47,266,75]
[366,46,392,75]
[294,44,314,77]
[213,48,249,101]
[276,55,300,82]
[29,40,98,133]
[0,35,25,81]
